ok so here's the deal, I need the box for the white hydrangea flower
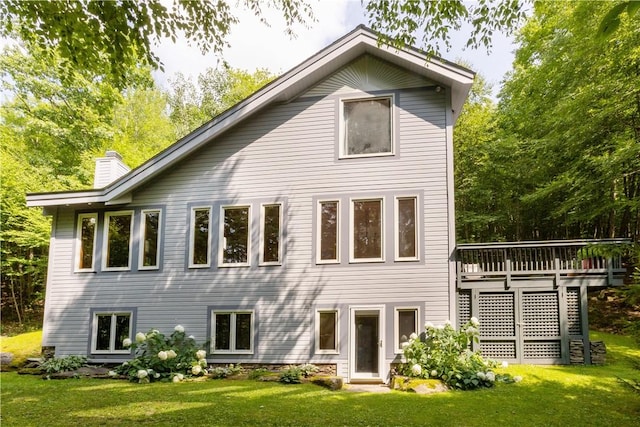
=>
[401,341,410,349]
[411,364,422,376]
[424,321,435,329]
[108,370,117,377]
[167,349,177,359]
[501,361,509,369]
[486,372,496,382]
[177,373,184,380]
[154,373,160,379]
[409,332,418,340]
[195,349,207,360]
[191,365,202,375]
[188,335,195,340]
[172,375,181,383]
[477,371,486,380]
[137,369,148,379]
[122,338,132,347]
[470,317,479,326]
[135,332,146,343]
[444,320,452,326]
[199,359,207,368]
[431,370,438,378]
[514,376,523,383]
[174,325,185,333]
[157,351,168,361]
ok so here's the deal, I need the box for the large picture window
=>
[318,201,339,263]
[342,96,393,157]
[139,210,161,269]
[211,311,254,354]
[220,206,250,266]
[351,199,384,262]
[92,312,132,354]
[316,310,339,353]
[76,213,97,271]
[260,204,282,265]
[103,211,134,270]
[396,197,418,260]
[190,207,211,268]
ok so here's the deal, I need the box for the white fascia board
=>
[26,190,105,208]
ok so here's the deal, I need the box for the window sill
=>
[188,264,211,269]
[101,267,131,272]
[210,350,254,355]
[339,152,395,160]
[315,350,340,355]
[218,263,250,268]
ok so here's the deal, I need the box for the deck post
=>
[505,249,511,289]
[553,247,561,289]
[607,257,613,286]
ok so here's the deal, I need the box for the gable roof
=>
[27,25,474,209]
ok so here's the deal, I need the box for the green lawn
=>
[1,331,639,426]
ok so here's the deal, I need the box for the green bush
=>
[41,355,87,374]
[115,325,208,383]
[209,364,243,379]
[400,319,517,390]
[248,368,271,380]
[279,365,302,384]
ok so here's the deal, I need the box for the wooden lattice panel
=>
[566,288,582,336]
[458,291,471,325]
[478,293,515,337]
[521,292,560,338]
[480,341,516,359]
[523,341,561,359]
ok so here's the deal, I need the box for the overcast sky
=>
[153,0,518,99]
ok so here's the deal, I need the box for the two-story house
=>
[26,26,474,383]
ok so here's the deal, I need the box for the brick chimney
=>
[93,151,130,188]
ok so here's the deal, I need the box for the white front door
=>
[349,306,384,381]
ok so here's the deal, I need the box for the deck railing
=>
[457,239,629,287]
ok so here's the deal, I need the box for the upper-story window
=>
[260,203,282,265]
[220,205,250,267]
[189,207,211,268]
[351,198,384,262]
[139,210,161,270]
[396,197,418,261]
[341,96,393,158]
[317,200,340,264]
[103,211,134,271]
[76,213,97,271]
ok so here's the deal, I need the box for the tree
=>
[497,1,640,240]
[167,67,275,138]
[0,0,313,88]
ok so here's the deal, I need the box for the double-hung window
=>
[211,311,254,354]
[103,211,134,271]
[189,207,211,268]
[260,204,282,265]
[317,201,340,263]
[395,308,419,353]
[220,205,250,266]
[395,197,418,261]
[351,198,384,262]
[316,310,339,354]
[92,312,132,354]
[139,210,161,269]
[76,213,97,271]
[341,96,393,158]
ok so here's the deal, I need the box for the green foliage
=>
[279,365,302,384]
[401,319,516,390]
[209,364,243,379]
[0,0,312,88]
[40,355,87,374]
[115,326,208,383]
[248,368,272,380]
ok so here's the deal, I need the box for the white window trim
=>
[394,196,419,261]
[138,209,162,270]
[394,306,420,354]
[218,205,251,268]
[210,310,255,354]
[315,309,340,354]
[189,206,212,268]
[102,210,134,271]
[339,94,395,159]
[349,197,385,263]
[91,312,132,354]
[259,203,282,266]
[316,200,340,264]
[75,212,98,272]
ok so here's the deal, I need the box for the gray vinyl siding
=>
[42,82,453,367]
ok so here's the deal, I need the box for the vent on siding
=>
[524,341,561,359]
[521,292,560,338]
[458,290,471,325]
[480,341,516,359]
[566,288,582,336]
[478,293,515,337]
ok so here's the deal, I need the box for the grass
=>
[1,331,639,426]
[0,330,42,368]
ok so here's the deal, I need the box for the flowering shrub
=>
[400,318,516,390]
[209,364,243,379]
[116,326,208,383]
